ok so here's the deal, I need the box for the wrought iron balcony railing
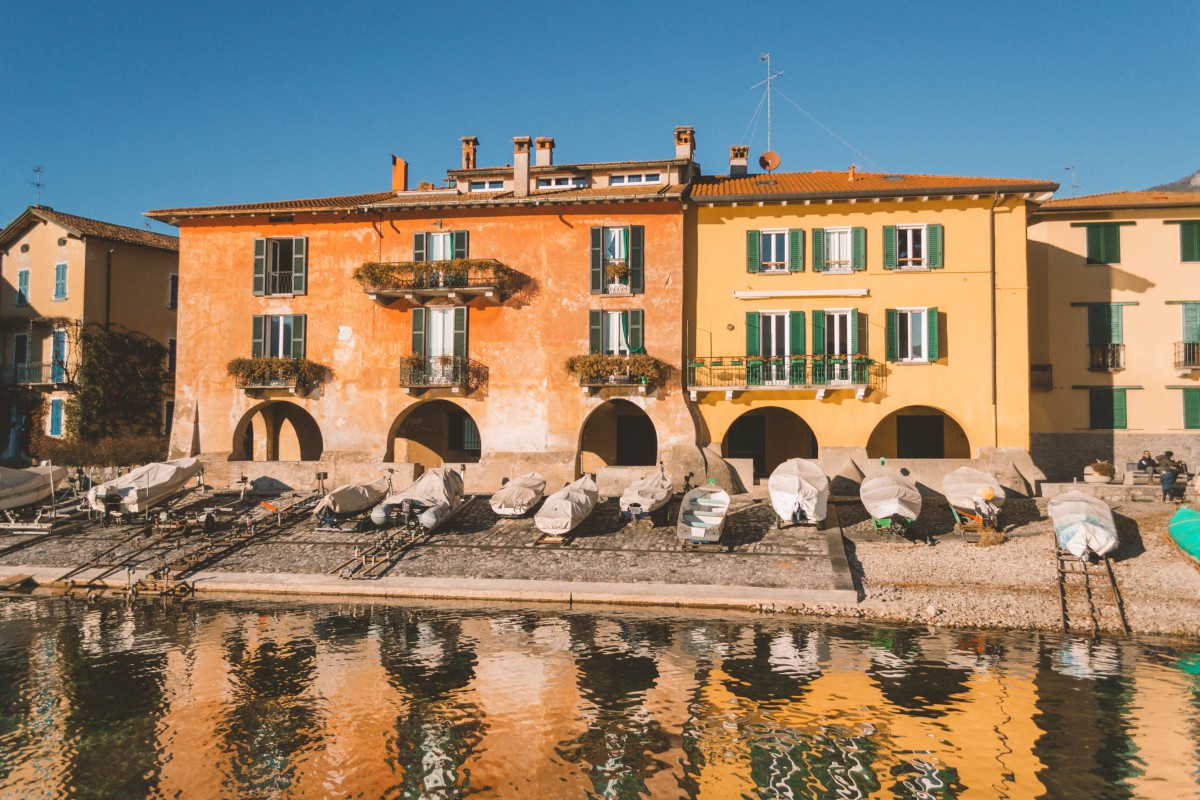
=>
[1030,364,1053,391]
[399,355,488,393]
[227,357,328,394]
[1088,343,1125,372]
[1175,341,1200,370]
[0,361,68,386]
[355,259,523,305]
[687,355,878,392]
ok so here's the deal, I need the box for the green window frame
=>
[883,224,944,270]
[1182,221,1200,263]
[1087,388,1127,430]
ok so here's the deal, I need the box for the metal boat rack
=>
[1055,548,1130,637]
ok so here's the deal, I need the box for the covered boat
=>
[767,458,829,528]
[534,475,598,535]
[943,466,1006,530]
[0,465,68,511]
[860,468,922,534]
[619,466,674,522]
[1169,507,1200,566]
[314,476,391,524]
[490,472,546,517]
[87,458,202,514]
[370,467,465,531]
[1048,490,1119,559]
[676,483,730,543]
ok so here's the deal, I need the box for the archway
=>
[578,400,657,473]
[721,407,818,479]
[387,400,481,470]
[230,401,323,461]
[866,405,970,459]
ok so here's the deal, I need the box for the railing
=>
[1176,341,1200,370]
[263,271,294,296]
[566,353,669,391]
[1030,364,1053,391]
[1088,343,1125,372]
[399,355,488,392]
[228,357,328,392]
[0,361,68,386]
[355,259,522,295]
[687,355,877,389]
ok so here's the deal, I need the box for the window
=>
[414,230,467,262]
[448,411,482,454]
[468,179,504,192]
[164,400,175,438]
[1072,222,1127,265]
[1185,389,1200,430]
[536,176,587,189]
[48,400,64,437]
[410,306,468,360]
[11,334,28,384]
[1030,364,1053,391]
[167,338,177,375]
[609,173,661,186]
[884,224,944,270]
[588,309,644,355]
[746,229,804,273]
[886,308,939,363]
[760,231,787,272]
[51,330,66,382]
[168,274,179,310]
[16,269,29,305]
[589,226,644,294]
[251,314,306,359]
[818,309,859,356]
[744,311,805,385]
[604,228,627,263]
[53,263,67,299]
[828,229,852,272]
[1169,220,1200,262]
[252,237,307,296]
[813,227,866,272]
[1088,388,1126,430]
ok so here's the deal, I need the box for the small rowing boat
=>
[676,482,730,544]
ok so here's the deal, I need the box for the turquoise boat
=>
[1168,507,1200,566]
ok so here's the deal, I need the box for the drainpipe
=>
[104,248,114,330]
[989,193,1000,448]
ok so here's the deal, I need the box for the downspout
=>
[989,193,1000,448]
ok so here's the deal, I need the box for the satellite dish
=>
[759,151,781,171]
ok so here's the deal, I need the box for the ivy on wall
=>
[67,324,169,439]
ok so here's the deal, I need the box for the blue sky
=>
[2,0,1197,233]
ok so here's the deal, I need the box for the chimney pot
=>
[535,137,555,167]
[674,126,696,161]
[848,165,856,181]
[460,137,479,171]
[513,136,532,197]
[729,145,750,177]
[391,155,409,192]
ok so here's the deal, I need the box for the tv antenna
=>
[31,166,45,206]
[750,54,784,153]
[1064,164,1081,196]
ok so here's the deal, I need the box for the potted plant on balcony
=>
[1083,459,1116,484]
[604,260,630,294]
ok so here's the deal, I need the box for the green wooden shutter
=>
[745,312,759,357]
[1112,389,1127,429]
[291,237,307,294]
[590,227,603,294]
[452,306,467,357]
[882,226,897,270]
[251,315,265,357]
[1184,389,1200,429]
[812,228,825,272]
[746,230,761,273]
[1183,303,1200,343]
[850,308,861,353]
[452,230,468,259]
[926,307,939,361]
[589,310,603,354]
[627,309,644,352]
[1089,389,1110,429]
[885,309,898,361]
[290,315,306,359]
[1087,305,1114,345]
[812,310,825,354]
[629,226,644,293]
[927,224,944,268]
[1085,225,1104,264]
[789,311,805,355]
[851,227,867,271]
[413,232,427,262]
[1086,224,1121,264]
[1181,221,1200,262]
[788,229,805,272]
[1111,305,1123,344]
[253,238,266,295]
[1103,224,1121,264]
[411,307,426,356]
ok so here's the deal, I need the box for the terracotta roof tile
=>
[687,170,1058,201]
[145,191,396,220]
[1039,191,1200,211]
[364,183,682,209]
[1,206,179,252]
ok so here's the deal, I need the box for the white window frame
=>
[604,311,629,356]
[604,227,628,264]
[468,179,504,192]
[759,310,791,384]
[824,228,852,274]
[896,224,928,270]
[427,231,452,261]
[824,308,853,356]
[609,173,662,186]
[167,273,179,309]
[759,229,788,272]
[896,307,929,363]
[536,176,587,189]
[16,269,30,306]
[266,315,294,358]
[263,238,298,296]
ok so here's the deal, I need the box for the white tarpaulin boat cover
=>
[88,458,201,514]
[619,469,674,514]
[490,472,546,516]
[943,467,1007,510]
[0,465,67,511]
[376,468,464,530]
[535,475,598,535]
[314,476,391,518]
[1048,490,1119,558]
[860,468,922,521]
[768,458,829,523]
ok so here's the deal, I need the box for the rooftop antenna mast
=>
[31,166,45,206]
[1064,164,1081,196]
[750,54,784,153]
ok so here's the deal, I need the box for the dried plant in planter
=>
[1089,459,1116,478]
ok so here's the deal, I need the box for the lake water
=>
[0,595,1196,799]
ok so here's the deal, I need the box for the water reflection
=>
[0,596,1196,799]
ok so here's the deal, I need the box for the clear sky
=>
[2,0,1197,234]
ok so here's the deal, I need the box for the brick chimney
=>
[848,164,857,181]
[391,155,408,192]
[461,137,479,170]
[674,126,696,161]
[729,145,750,177]
[535,137,555,167]
[513,136,532,197]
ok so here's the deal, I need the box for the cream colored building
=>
[1028,192,1200,479]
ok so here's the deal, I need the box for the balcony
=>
[687,355,878,400]
[0,361,69,388]
[355,259,524,306]
[566,353,670,395]
[1176,341,1200,372]
[1088,343,1125,372]
[398,355,488,395]
[1030,364,1053,391]
[227,357,328,396]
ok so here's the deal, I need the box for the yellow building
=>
[1028,191,1200,480]
[684,154,1056,484]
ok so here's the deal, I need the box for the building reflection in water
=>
[0,597,1197,799]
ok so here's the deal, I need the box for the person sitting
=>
[1137,450,1157,473]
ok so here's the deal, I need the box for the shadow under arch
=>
[385,399,481,469]
[866,404,970,459]
[230,400,323,461]
[577,398,657,474]
[721,406,818,480]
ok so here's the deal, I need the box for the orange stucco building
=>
[148,129,711,491]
